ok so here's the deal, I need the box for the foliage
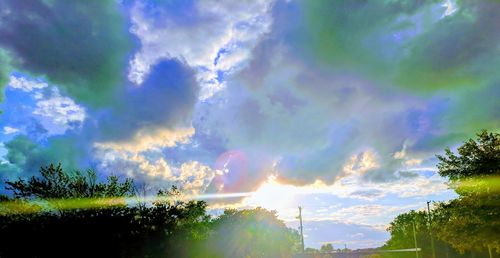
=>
[437,130,499,182]
[384,210,428,250]
[304,247,320,253]
[383,210,466,258]
[0,163,301,257]
[5,163,135,199]
[203,208,302,258]
[434,130,500,254]
[433,196,500,254]
[320,243,334,252]
[384,130,500,257]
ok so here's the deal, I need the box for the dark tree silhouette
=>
[0,164,301,257]
[5,163,134,199]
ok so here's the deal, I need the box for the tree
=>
[320,243,334,252]
[204,208,302,258]
[434,130,500,254]
[5,163,134,199]
[437,130,499,181]
[384,210,430,257]
[384,131,500,257]
[0,164,302,257]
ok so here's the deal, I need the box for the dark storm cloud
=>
[0,0,135,107]
[1,135,83,181]
[96,59,199,141]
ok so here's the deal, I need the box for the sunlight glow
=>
[243,175,297,211]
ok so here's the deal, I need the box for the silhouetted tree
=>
[0,164,301,257]
[5,163,134,199]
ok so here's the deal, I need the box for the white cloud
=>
[32,88,86,135]
[97,148,220,195]
[441,0,458,18]
[95,127,195,153]
[94,127,220,195]
[175,161,222,194]
[205,151,454,224]
[8,75,48,92]
[3,126,19,135]
[128,0,273,99]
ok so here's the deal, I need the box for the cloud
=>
[95,143,221,195]
[128,0,273,99]
[0,59,200,189]
[0,49,13,102]
[0,0,135,107]
[192,0,500,187]
[205,158,453,221]
[0,135,82,180]
[0,0,498,203]
[32,88,86,136]
[3,126,19,135]
[1,75,86,137]
[8,75,47,92]
[286,220,389,249]
[95,59,199,142]
[95,127,195,153]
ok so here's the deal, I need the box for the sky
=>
[0,0,499,250]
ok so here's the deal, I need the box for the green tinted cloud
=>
[0,0,135,107]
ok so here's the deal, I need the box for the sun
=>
[243,175,296,211]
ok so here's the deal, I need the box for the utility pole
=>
[413,222,419,258]
[298,206,305,252]
[427,201,436,258]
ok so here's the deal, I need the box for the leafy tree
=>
[437,130,499,181]
[305,247,320,253]
[204,208,301,258]
[384,210,428,257]
[383,210,472,258]
[434,130,500,254]
[384,131,499,257]
[320,243,334,252]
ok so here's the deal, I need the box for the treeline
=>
[383,131,500,258]
[0,164,301,257]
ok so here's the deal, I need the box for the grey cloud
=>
[0,0,135,107]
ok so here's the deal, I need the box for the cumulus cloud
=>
[0,0,498,203]
[95,60,199,142]
[0,59,200,189]
[8,75,47,92]
[128,0,273,99]
[95,127,195,153]
[0,0,135,107]
[206,153,453,222]
[3,126,19,135]
[0,135,82,180]
[95,145,221,195]
[32,88,86,135]
[192,0,500,187]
